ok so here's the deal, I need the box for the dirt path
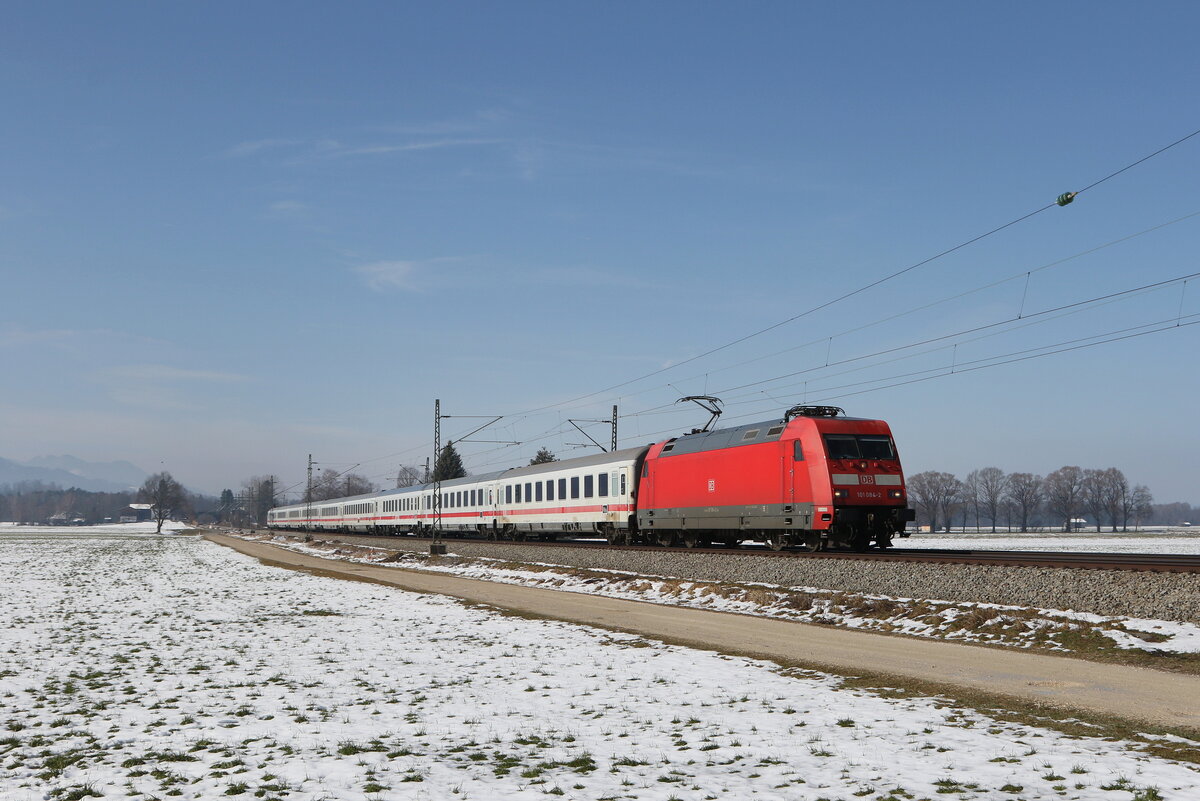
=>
[205,533,1200,733]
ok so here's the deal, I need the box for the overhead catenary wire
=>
[486,125,1200,422]
[601,209,1200,411]
[621,269,1200,419]
[612,312,1200,448]
[278,125,1200,489]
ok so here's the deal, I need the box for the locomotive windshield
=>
[823,434,896,460]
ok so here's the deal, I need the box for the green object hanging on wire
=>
[1057,191,1077,207]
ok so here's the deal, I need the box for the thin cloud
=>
[355,261,420,291]
[333,138,504,157]
[354,258,464,292]
[266,200,310,218]
[224,138,303,158]
[0,324,75,348]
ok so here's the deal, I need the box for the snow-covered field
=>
[904,531,1200,554]
[0,520,191,536]
[2,531,1199,800]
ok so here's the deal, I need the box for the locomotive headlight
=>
[833,489,848,499]
[888,489,903,499]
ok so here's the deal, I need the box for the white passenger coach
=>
[267,447,647,543]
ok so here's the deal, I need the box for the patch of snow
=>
[1,532,1197,800]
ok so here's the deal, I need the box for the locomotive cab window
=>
[859,436,896,460]
[823,434,896,460]
[793,441,804,461]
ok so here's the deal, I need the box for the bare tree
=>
[1131,484,1154,530]
[138,472,186,533]
[343,473,375,496]
[981,467,1008,532]
[940,475,964,533]
[1003,472,1043,532]
[1098,468,1128,532]
[1112,470,1135,531]
[966,467,1008,532]
[1044,466,1085,532]
[395,465,422,488]
[241,476,277,526]
[1081,469,1108,533]
[963,470,983,530]
[310,469,376,501]
[906,471,961,533]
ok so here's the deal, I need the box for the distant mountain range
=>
[0,455,149,493]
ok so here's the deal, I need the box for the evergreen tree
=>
[432,442,467,481]
[529,447,558,465]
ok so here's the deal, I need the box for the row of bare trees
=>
[906,466,1154,533]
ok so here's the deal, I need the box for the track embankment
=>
[303,532,1200,623]
[205,532,1200,734]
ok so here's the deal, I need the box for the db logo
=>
[707,479,716,492]
[860,475,875,485]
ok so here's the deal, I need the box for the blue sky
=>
[3,2,1199,503]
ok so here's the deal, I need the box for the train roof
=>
[498,446,648,478]
[270,446,649,513]
[657,413,878,459]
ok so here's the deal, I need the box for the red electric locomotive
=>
[635,405,914,551]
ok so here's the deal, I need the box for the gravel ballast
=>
[299,533,1200,623]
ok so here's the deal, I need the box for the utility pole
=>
[567,406,619,453]
[612,404,619,452]
[305,454,314,533]
[431,399,518,555]
[432,400,443,553]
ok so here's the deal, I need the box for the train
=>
[266,405,915,551]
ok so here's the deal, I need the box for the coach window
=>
[598,472,608,497]
[524,482,532,502]
[620,472,627,496]
[515,484,522,503]
[535,482,543,502]
[546,480,554,501]
[571,476,580,499]
[794,440,804,461]
[584,475,594,498]
[558,478,567,498]
[505,485,512,504]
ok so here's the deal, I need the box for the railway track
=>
[289,530,1200,573]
